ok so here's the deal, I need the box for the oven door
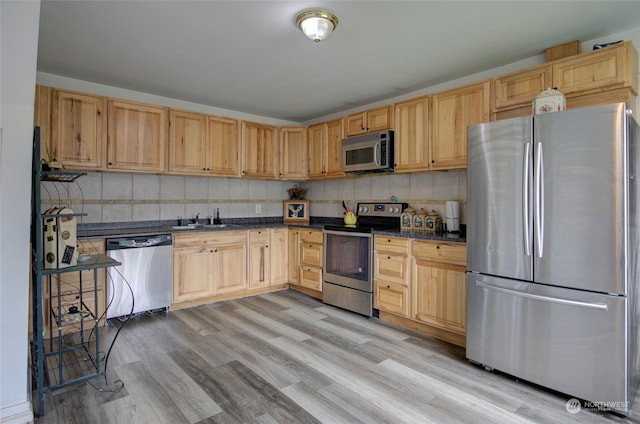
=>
[323,230,373,292]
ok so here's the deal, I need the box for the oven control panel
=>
[357,202,407,217]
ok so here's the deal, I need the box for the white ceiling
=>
[37,1,640,123]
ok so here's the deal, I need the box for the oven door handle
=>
[323,229,373,238]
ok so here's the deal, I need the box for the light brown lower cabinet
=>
[172,229,288,310]
[289,228,323,297]
[172,231,247,308]
[411,241,467,335]
[373,236,410,316]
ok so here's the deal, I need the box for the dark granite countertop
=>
[78,218,465,243]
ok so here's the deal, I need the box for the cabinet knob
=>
[387,285,391,289]
[387,256,391,259]
[436,246,440,249]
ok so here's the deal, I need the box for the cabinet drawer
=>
[300,265,322,291]
[249,229,270,243]
[412,240,466,266]
[374,236,409,254]
[374,252,409,285]
[174,231,246,248]
[374,280,409,316]
[300,229,323,244]
[301,242,323,268]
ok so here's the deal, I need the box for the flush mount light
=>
[296,9,338,42]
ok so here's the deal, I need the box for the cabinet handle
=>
[387,285,391,289]
[387,256,391,259]
[436,246,440,249]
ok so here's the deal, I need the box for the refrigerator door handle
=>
[534,142,544,257]
[475,281,608,311]
[523,142,531,256]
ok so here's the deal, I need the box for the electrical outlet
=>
[255,204,262,214]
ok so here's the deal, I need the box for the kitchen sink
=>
[170,223,228,230]
[170,225,196,230]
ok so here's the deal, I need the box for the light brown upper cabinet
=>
[279,127,307,180]
[493,64,552,111]
[50,89,107,170]
[168,110,207,174]
[431,81,490,170]
[208,116,241,176]
[307,118,345,179]
[168,110,240,176]
[394,95,431,173]
[241,121,278,179]
[492,42,638,120]
[344,105,394,137]
[34,85,53,162]
[107,99,168,172]
[553,41,638,95]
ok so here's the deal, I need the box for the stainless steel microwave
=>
[342,130,394,173]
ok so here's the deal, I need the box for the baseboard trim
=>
[0,400,33,424]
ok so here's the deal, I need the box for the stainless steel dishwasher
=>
[106,234,172,319]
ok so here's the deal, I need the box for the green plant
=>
[287,185,307,200]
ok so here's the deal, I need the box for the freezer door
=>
[467,117,533,281]
[534,104,627,295]
[467,273,629,414]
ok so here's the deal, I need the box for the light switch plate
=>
[255,204,262,214]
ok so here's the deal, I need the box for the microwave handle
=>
[374,142,380,167]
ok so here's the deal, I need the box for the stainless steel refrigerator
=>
[466,103,640,415]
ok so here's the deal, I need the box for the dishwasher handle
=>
[107,234,172,250]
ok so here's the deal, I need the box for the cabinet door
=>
[168,110,207,174]
[394,96,430,172]
[325,118,345,177]
[375,281,409,316]
[366,105,394,133]
[374,252,409,285]
[553,42,637,95]
[107,99,167,172]
[270,228,288,285]
[248,230,270,289]
[279,127,307,179]
[307,123,327,178]
[493,65,552,110]
[242,122,278,178]
[173,247,214,303]
[431,81,490,170]
[208,116,240,176]
[34,85,53,163]
[288,228,301,285]
[51,89,107,169]
[344,111,367,137]
[300,242,322,268]
[300,265,322,291]
[412,259,466,335]
[212,242,247,296]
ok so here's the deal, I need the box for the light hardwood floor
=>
[35,289,639,423]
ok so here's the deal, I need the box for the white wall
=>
[0,2,40,423]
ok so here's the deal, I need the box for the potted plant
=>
[286,184,307,200]
[41,144,64,172]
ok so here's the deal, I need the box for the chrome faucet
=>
[194,213,200,224]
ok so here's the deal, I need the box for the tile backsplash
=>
[41,170,466,224]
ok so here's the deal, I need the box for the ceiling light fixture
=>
[296,9,338,43]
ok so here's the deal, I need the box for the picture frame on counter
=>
[283,200,309,225]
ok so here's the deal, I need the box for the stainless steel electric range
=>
[323,202,407,317]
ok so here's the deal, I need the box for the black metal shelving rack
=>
[30,127,120,416]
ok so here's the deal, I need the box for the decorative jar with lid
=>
[532,87,566,115]
[425,210,443,233]
[400,207,416,232]
[413,209,427,232]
